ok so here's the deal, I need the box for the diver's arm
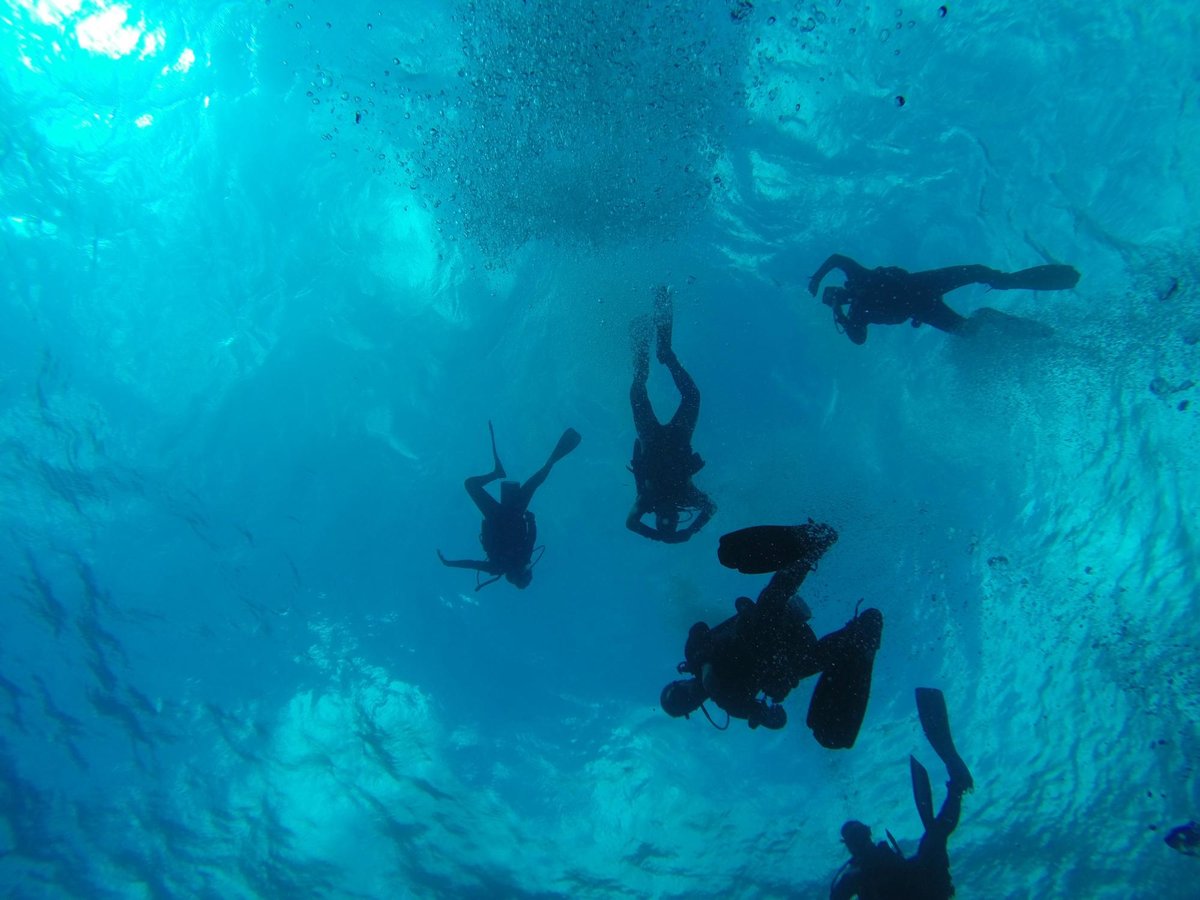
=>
[680,495,716,540]
[626,504,663,541]
[436,550,501,574]
[829,871,860,900]
[809,254,866,296]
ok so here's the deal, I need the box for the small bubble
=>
[366,22,373,29]
[939,5,948,17]
[767,16,776,24]
[878,29,890,41]
[895,95,906,107]
[294,21,301,29]
[393,57,400,64]
[311,97,320,105]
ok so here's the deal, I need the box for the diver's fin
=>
[549,428,582,466]
[806,609,883,749]
[718,522,839,575]
[653,285,674,361]
[910,756,934,830]
[915,687,974,792]
[994,264,1080,291]
[487,420,506,477]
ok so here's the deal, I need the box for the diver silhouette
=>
[626,285,716,543]
[437,421,580,589]
[831,688,974,899]
[660,522,883,746]
[808,254,1080,345]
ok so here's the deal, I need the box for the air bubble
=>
[878,29,890,42]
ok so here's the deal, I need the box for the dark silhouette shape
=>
[626,285,716,543]
[1165,821,1200,857]
[660,522,883,747]
[831,688,974,899]
[438,421,580,590]
[808,254,1080,345]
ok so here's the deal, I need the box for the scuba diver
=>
[808,253,1081,345]
[437,420,581,590]
[626,285,716,543]
[660,522,883,748]
[831,688,974,899]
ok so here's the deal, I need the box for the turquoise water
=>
[1,0,1197,896]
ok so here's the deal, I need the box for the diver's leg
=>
[934,784,964,835]
[663,354,700,435]
[630,317,658,436]
[465,474,502,518]
[906,265,1000,297]
[920,300,969,335]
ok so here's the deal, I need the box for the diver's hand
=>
[808,274,822,297]
[436,549,449,565]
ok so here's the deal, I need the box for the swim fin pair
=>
[717,522,839,575]
[991,264,1080,292]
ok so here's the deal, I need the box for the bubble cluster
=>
[271,0,749,258]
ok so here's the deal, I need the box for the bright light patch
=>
[138,26,165,59]
[174,47,194,73]
[74,5,144,58]
[134,113,152,127]
[18,0,84,26]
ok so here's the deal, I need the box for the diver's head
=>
[499,480,521,507]
[660,678,705,719]
[655,508,680,533]
[506,567,533,589]
[840,821,873,857]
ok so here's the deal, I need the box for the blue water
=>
[1,0,1197,896]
